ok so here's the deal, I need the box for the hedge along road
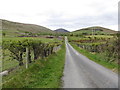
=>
[62,37,118,88]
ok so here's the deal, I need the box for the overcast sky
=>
[0,0,119,31]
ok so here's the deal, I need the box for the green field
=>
[68,35,113,40]
[3,37,62,43]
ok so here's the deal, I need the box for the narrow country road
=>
[62,37,118,88]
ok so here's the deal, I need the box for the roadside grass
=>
[70,43,118,72]
[3,43,65,88]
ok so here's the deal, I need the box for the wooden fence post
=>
[26,47,28,69]
[26,47,31,68]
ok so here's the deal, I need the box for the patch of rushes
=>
[70,43,118,73]
[2,43,65,88]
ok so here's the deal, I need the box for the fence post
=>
[26,47,29,69]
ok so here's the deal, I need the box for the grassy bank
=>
[70,43,118,72]
[3,43,65,88]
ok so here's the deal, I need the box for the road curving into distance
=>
[62,37,118,88]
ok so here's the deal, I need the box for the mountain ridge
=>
[54,28,70,33]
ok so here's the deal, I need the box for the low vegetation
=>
[3,43,65,88]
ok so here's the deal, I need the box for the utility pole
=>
[92,29,94,36]
[92,27,95,36]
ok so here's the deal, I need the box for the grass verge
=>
[70,43,118,72]
[3,43,65,88]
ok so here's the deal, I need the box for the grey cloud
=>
[44,10,117,31]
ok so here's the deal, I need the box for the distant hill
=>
[54,28,70,33]
[1,19,54,37]
[72,26,117,35]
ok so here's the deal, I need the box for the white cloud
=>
[0,0,119,31]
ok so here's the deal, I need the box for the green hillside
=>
[1,19,54,37]
[71,26,117,35]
